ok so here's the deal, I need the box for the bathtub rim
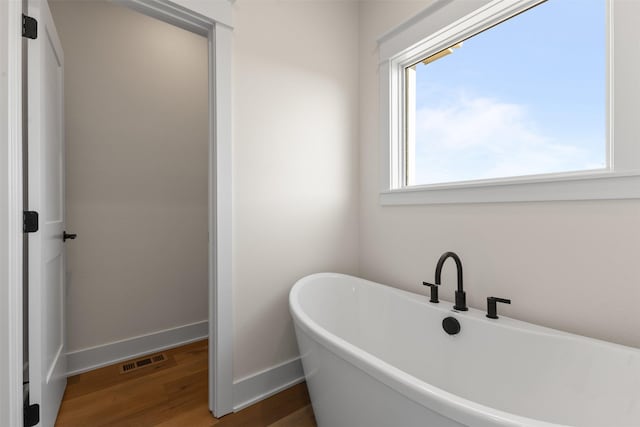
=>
[289,272,639,427]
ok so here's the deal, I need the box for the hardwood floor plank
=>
[154,405,219,427]
[267,405,316,427]
[55,341,315,427]
[216,383,313,427]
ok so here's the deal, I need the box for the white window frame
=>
[378,0,640,205]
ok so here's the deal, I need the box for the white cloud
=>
[416,96,545,150]
[412,95,602,184]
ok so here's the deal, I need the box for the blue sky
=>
[412,0,606,185]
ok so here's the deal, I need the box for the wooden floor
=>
[55,340,317,427]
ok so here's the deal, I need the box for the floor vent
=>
[120,353,167,374]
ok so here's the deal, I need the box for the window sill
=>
[380,171,640,205]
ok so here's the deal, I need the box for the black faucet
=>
[424,251,468,311]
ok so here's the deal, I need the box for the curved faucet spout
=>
[434,251,468,311]
[435,251,463,292]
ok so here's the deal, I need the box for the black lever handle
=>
[63,231,77,242]
[422,282,439,303]
[486,297,511,319]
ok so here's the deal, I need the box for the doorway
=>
[48,0,210,379]
[16,0,234,425]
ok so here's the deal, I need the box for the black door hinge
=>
[24,403,40,427]
[23,211,39,233]
[22,14,37,39]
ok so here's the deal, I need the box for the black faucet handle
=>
[422,282,439,303]
[486,297,511,319]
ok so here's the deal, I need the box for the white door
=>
[27,0,67,425]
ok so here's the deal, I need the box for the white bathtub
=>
[289,273,640,427]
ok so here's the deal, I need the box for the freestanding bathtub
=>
[289,273,640,427]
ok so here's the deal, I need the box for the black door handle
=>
[63,231,77,242]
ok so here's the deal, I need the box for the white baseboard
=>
[66,320,208,376]
[232,357,305,412]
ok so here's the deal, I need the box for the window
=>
[379,0,640,204]
[406,0,606,186]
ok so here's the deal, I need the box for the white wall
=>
[167,0,232,26]
[49,0,209,353]
[359,1,640,349]
[231,0,360,380]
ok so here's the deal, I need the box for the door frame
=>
[5,2,27,427]
[5,0,235,423]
